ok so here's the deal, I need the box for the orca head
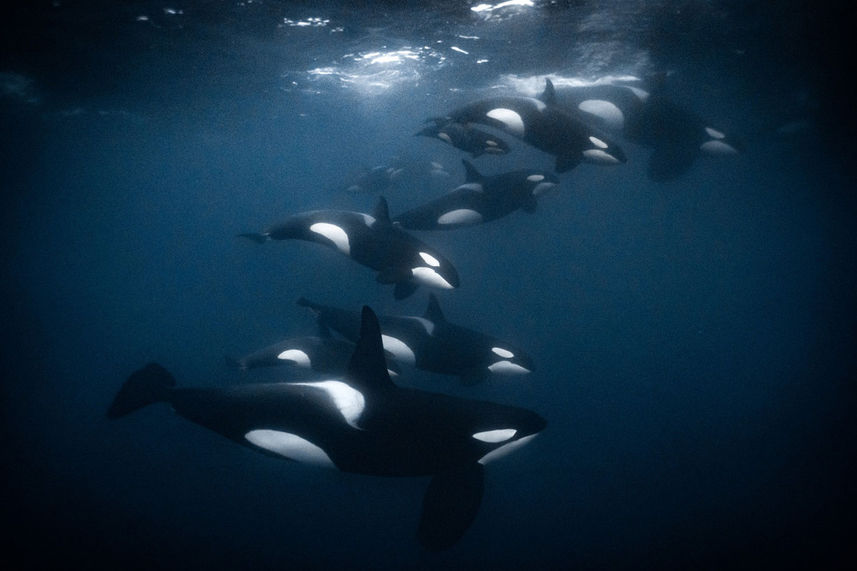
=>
[472,408,547,466]
[581,133,627,165]
[523,171,560,197]
[408,250,460,291]
[699,126,742,155]
[485,344,535,376]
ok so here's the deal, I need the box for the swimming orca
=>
[341,164,403,194]
[393,159,559,230]
[107,306,546,551]
[239,197,460,300]
[437,78,626,173]
[552,77,742,181]
[226,334,355,373]
[417,118,511,157]
[298,294,535,385]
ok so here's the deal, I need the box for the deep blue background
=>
[2,2,855,569]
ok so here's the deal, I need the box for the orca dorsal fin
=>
[373,196,392,225]
[461,159,483,183]
[540,78,557,105]
[424,293,446,323]
[347,306,395,392]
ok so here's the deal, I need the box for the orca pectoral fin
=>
[418,463,485,551]
[394,281,419,300]
[555,153,581,173]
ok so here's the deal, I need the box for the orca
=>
[239,197,460,300]
[225,330,402,377]
[393,159,559,230]
[417,118,511,157]
[298,294,535,385]
[337,157,450,194]
[226,334,355,373]
[107,306,546,551]
[436,78,626,172]
[552,77,742,181]
[341,164,402,194]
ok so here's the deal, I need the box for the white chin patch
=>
[700,140,739,155]
[473,428,517,443]
[309,222,350,255]
[578,99,625,130]
[381,335,416,365]
[488,360,531,375]
[245,429,336,469]
[486,108,525,136]
[437,209,484,226]
[293,380,366,429]
[277,349,312,368]
[478,433,537,465]
[582,149,621,165]
[532,182,557,196]
[411,267,455,289]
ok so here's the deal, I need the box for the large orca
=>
[107,306,546,551]
[417,118,511,157]
[298,294,535,385]
[553,77,742,181]
[239,197,460,300]
[393,159,559,230]
[437,78,626,172]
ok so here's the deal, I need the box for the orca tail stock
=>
[107,362,176,419]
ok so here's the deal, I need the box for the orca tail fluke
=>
[224,355,246,371]
[107,362,176,419]
[237,233,268,244]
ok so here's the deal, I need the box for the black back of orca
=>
[107,307,546,551]
[393,160,559,230]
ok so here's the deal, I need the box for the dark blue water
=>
[3,2,855,569]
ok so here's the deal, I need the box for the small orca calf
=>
[239,197,460,300]
[108,306,546,551]
[226,334,355,373]
[341,164,403,194]
[393,159,559,230]
[436,78,626,172]
[554,77,742,181]
[417,118,511,157]
[298,294,535,385]
[227,324,402,377]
